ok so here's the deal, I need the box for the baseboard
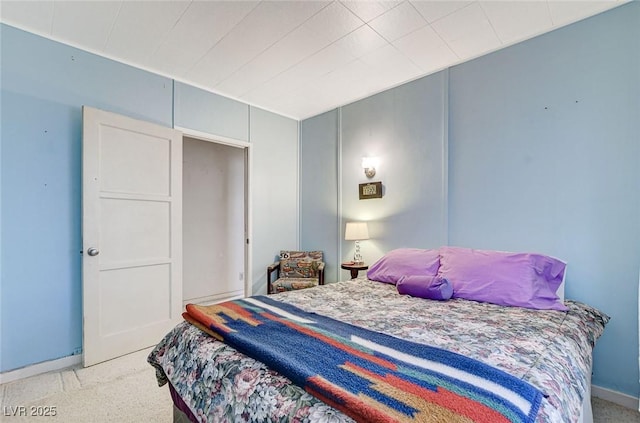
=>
[592,384,639,410]
[0,354,82,385]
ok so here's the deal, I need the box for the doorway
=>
[182,136,248,306]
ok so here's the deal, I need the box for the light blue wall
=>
[299,72,449,282]
[174,82,249,141]
[300,1,639,398]
[1,24,173,372]
[0,24,298,372]
[249,107,299,294]
[448,3,639,396]
[340,72,449,280]
[300,110,340,282]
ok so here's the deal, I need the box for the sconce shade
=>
[345,222,369,241]
[361,157,379,178]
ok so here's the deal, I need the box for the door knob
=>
[87,248,99,256]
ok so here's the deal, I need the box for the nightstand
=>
[341,263,368,279]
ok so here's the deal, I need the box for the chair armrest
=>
[318,262,325,285]
[267,262,280,272]
[267,262,280,294]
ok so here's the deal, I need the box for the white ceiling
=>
[0,0,626,120]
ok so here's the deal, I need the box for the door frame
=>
[175,126,252,298]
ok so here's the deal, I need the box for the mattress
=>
[148,278,608,422]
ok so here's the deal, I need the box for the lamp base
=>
[353,240,363,264]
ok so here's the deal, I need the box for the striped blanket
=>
[184,296,542,423]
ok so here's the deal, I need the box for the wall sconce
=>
[361,157,379,178]
[345,222,369,264]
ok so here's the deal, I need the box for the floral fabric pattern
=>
[148,279,608,423]
[278,251,323,279]
[271,278,318,293]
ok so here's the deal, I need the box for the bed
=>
[148,248,608,423]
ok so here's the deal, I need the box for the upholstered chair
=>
[267,251,325,294]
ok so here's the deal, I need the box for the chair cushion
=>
[271,278,319,293]
[279,251,323,279]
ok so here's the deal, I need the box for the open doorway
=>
[182,136,248,306]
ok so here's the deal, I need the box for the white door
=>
[82,106,182,366]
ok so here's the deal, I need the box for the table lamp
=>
[345,222,369,264]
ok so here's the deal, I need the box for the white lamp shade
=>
[345,222,369,241]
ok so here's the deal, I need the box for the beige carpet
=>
[592,397,640,423]
[1,347,638,422]
[0,348,172,423]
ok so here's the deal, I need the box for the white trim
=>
[337,107,343,280]
[183,290,244,308]
[296,119,301,250]
[245,141,253,297]
[176,126,250,149]
[0,354,82,385]
[592,384,639,410]
[441,69,449,246]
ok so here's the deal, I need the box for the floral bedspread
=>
[148,279,608,423]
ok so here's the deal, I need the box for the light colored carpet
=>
[592,397,640,423]
[0,348,172,423]
[1,348,638,422]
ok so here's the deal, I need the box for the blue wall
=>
[448,2,639,395]
[174,82,249,141]
[300,2,639,398]
[300,110,340,282]
[339,73,449,280]
[0,24,298,372]
[250,106,300,294]
[1,24,173,371]
[300,73,449,282]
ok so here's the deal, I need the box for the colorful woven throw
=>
[184,296,542,423]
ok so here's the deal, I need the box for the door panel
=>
[99,264,172,336]
[100,199,170,263]
[99,125,171,196]
[82,106,182,366]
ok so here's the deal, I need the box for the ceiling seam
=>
[183,0,263,77]
[48,1,55,35]
[407,0,462,61]
[211,1,336,90]
[476,1,504,45]
[147,0,194,60]
[102,1,124,51]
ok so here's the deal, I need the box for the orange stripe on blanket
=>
[185,304,234,333]
[182,312,223,341]
[261,312,397,371]
[342,362,509,423]
[306,375,402,423]
[185,303,262,334]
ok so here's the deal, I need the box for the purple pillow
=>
[397,275,453,300]
[438,246,567,311]
[529,253,566,296]
[367,248,440,284]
